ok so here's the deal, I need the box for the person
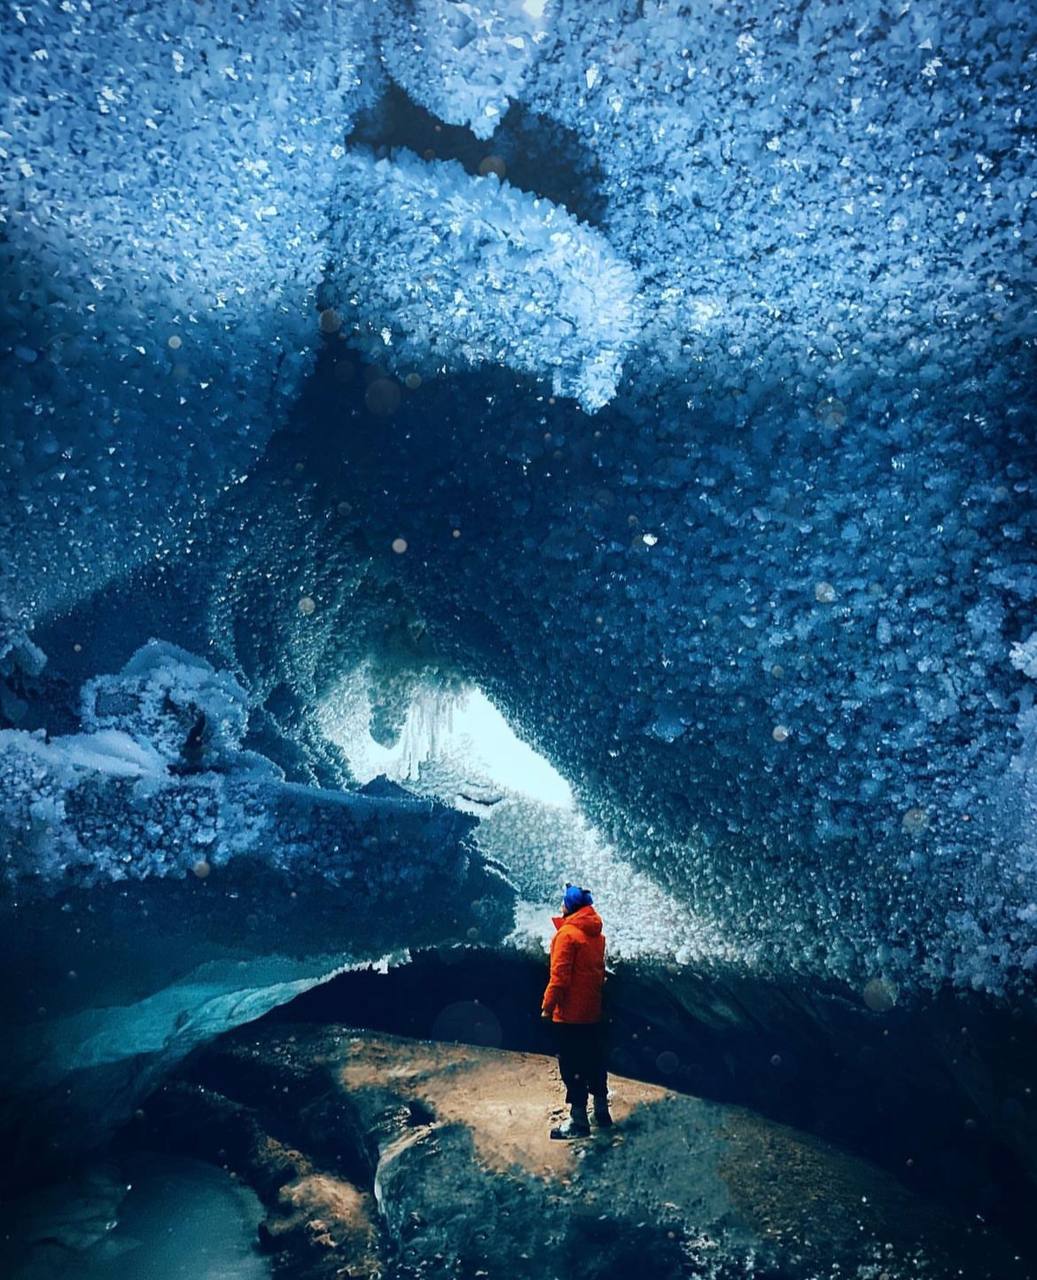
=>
[541,883,612,1138]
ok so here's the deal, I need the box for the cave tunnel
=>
[1,2,1036,1278]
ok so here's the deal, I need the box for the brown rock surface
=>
[141,1023,1026,1280]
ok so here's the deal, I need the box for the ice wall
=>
[0,0,381,624]
[323,0,1034,996]
[0,641,514,1173]
[339,344,1036,997]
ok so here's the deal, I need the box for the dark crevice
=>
[406,1098,435,1128]
[347,80,609,227]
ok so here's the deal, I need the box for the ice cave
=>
[0,1,1035,1276]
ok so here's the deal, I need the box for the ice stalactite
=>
[319,668,739,965]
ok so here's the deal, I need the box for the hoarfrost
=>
[1,0,1035,1004]
[326,149,640,411]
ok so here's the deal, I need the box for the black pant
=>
[553,1021,608,1108]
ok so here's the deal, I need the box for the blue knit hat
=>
[563,884,592,913]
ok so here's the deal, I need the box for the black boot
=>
[550,1104,590,1139]
[593,1095,614,1127]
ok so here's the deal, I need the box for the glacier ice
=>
[1,0,1035,1047]
[0,0,381,624]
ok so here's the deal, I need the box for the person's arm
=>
[541,929,576,1017]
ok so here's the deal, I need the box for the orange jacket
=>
[541,905,606,1023]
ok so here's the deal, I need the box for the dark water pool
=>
[2,1151,269,1280]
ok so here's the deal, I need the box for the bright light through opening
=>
[452,688,572,808]
[321,674,572,810]
[320,669,728,964]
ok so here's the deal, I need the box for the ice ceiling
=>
[2,0,1036,1008]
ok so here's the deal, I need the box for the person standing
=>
[541,884,612,1138]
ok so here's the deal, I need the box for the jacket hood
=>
[551,905,603,936]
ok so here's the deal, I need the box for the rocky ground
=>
[132,1022,1027,1280]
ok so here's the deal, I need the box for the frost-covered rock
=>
[325,149,640,410]
[0,641,498,893]
[81,640,251,771]
[0,611,47,728]
[0,640,514,1176]
[0,614,46,684]
[1010,634,1037,681]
